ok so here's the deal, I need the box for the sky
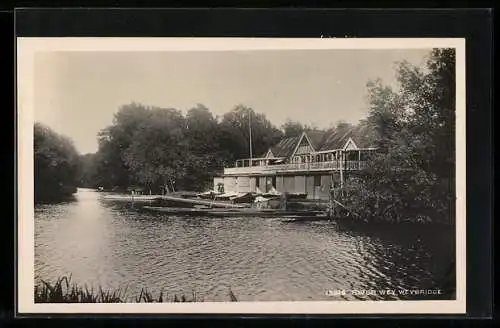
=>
[34,49,431,154]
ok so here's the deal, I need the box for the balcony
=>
[223,160,367,176]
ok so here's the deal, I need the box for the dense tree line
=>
[34,123,80,203]
[79,103,284,193]
[339,48,456,224]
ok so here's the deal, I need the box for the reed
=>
[34,275,237,303]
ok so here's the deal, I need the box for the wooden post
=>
[340,151,344,190]
[328,175,336,219]
[312,176,316,200]
[339,150,345,198]
[280,192,288,211]
[333,186,337,217]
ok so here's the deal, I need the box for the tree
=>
[182,104,228,191]
[218,105,283,161]
[93,103,150,190]
[281,119,305,137]
[78,153,98,188]
[185,104,219,155]
[341,48,456,224]
[34,123,79,202]
[122,107,187,193]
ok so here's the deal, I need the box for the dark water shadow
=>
[35,194,78,206]
[335,220,456,300]
[280,218,456,300]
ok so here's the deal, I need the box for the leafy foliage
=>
[34,123,79,202]
[84,103,284,193]
[338,48,456,224]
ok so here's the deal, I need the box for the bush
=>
[34,275,238,303]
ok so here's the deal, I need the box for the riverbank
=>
[35,276,238,303]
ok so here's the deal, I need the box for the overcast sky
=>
[34,49,431,154]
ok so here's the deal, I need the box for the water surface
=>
[35,189,455,302]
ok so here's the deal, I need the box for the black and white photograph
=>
[17,37,466,314]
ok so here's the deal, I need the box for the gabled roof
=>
[269,135,302,158]
[318,128,353,151]
[262,125,376,160]
[319,124,375,151]
[343,137,358,150]
[306,130,328,150]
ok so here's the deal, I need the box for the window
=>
[347,151,358,161]
[255,178,260,188]
[314,175,321,186]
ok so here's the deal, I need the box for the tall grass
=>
[35,275,238,303]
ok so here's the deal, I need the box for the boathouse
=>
[214,126,377,200]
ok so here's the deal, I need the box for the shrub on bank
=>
[35,276,238,303]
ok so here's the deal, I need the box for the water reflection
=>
[34,189,455,302]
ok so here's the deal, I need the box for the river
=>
[34,188,455,302]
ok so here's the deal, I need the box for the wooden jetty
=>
[101,193,248,209]
[101,194,160,202]
[142,206,327,218]
[160,195,247,208]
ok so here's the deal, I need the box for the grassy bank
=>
[35,276,238,303]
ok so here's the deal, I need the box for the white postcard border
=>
[16,37,466,314]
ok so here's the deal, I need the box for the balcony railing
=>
[223,160,367,175]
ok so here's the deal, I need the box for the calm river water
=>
[34,188,455,302]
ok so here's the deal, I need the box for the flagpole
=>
[249,110,253,165]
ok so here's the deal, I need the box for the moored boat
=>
[214,191,238,201]
[229,192,256,204]
[196,190,221,199]
[287,193,308,200]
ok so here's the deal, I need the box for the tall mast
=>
[249,109,253,163]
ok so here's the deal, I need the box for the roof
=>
[274,126,375,156]
[305,130,328,150]
[258,124,377,161]
[318,128,353,151]
[269,135,301,158]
